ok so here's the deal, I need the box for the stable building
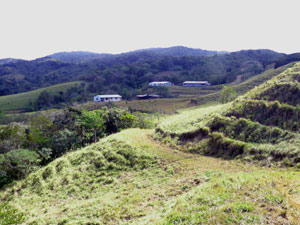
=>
[93,94,122,102]
[149,81,173,86]
[183,81,211,87]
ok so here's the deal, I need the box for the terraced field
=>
[156,62,300,167]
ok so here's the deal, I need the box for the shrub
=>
[0,149,41,187]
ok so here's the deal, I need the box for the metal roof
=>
[183,81,209,83]
[94,95,122,98]
[149,81,172,83]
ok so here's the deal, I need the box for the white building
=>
[183,81,211,87]
[93,94,122,102]
[149,81,173,87]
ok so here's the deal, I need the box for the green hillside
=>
[0,48,284,97]
[0,81,83,113]
[193,63,295,105]
[156,62,300,167]
[1,129,300,224]
[80,64,294,116]
[1,62,300,224]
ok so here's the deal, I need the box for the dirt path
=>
[126,129,259,173]
[121,129,300,224]
[5,128,300,224]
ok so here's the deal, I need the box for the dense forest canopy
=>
[0,47,287,98]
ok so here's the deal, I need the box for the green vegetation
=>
[80,63,292,116]
[220,85,236,103]
[1,58,300,224]
[0,81,84,112]
[156,62,300,167]
[0,202,25,225]
[0,149,41,186]
[0,48,283,102]
[0,61,293,116]
[167,85,222,98]
[192,63,294,105]
[0,107,148,187]
[1,129,300,224]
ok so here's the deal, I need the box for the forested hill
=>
[0,47,286,97]
[48,46,226,63]
[130,46,229,57]
[48,51,113,63]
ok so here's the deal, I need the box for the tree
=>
[220,85,237,104]
[102,107,136,134]
[76,110,105,143]
[155,86,170,98]
[28,115,53,151]
[0,123,27,154]
[35,91,51,109]
[0,149,41,186]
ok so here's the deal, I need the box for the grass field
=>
[80,98,199,114]
[1,128,300,224]
[0,81,83,113]
[166,85,223,98]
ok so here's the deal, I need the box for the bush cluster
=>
[0,107,145,187]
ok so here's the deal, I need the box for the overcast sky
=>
[0,0,299,60]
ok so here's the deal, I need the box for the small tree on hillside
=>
[76,110,105,143]
[155,86,170,98]
[220,85,237,104]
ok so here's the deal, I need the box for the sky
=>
[0,0,299,60]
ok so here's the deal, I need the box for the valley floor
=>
[4,128,300,224]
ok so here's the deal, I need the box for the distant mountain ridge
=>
[130,46,229,57]
[46,47,228,64]
[0,46,228,64]
[0,58,24,65]
[48,51,113,63]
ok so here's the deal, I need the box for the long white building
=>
[183,81,211,87]
[93,94,122,102]
[149,81,173,86]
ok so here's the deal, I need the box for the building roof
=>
[183,81,209,84]
[136,94,148,98]
[149,81,172,84]
[94,94,122,98]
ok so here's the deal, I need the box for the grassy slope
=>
[0,81,82,112]
[1,63,300,224]
[166,85,223,98]
[156,62,300,167]
[1,129,300,224]
[2,60,300,223]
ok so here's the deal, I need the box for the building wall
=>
[94,97,121,102]
[149,82,172,86]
